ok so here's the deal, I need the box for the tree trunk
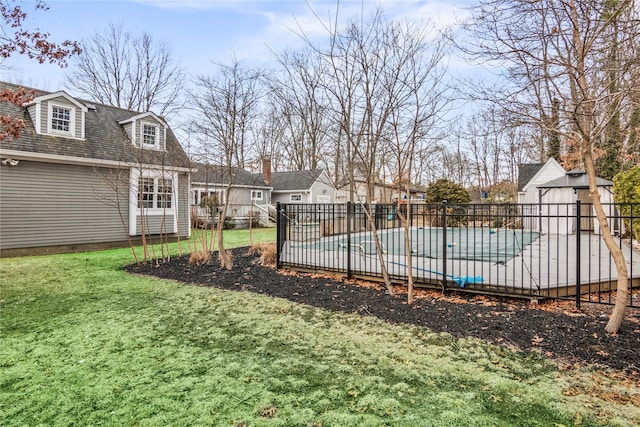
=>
[364,197,394,296]
[569,0,628,333]
[217,187,233,270]
[398,196,415,304]
[583,148,628,333]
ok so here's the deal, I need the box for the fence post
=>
[347,201,352,279]
[442,200,448,294]
[276,202,282,270]
[576,199,581,309]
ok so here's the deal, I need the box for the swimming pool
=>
[311,226,540,263]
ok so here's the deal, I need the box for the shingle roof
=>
[517,162,545,191]
[537,170,613,189]
[0,81,190,168]
[191,163,270,187]
[271,169,324,192]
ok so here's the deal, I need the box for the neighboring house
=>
[0,81,192,256]
[336,178,424,203]
[271,169,336,204]
[190,162,272,226]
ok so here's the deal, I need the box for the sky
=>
[2,0,472,92]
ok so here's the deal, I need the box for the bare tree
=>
[317,9,405,294]
[190,59,263,270]
[271,48,333,172]
[385,25,450,303]
[291,7,452,295]
[1,0,80,141]
[456,110,537,195]
[251,98,288,172]
[463,0,639,333]
[67,23,184,117]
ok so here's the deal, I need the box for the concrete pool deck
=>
[279,231,640,299]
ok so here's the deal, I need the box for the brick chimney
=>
[262,156,272,185]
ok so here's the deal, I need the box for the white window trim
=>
[27,92,87,138]
[317,195,331,203]
[129,169,179,235]
[290,193,302,202]
[251,190,263,201]
[193,188,225,206]
[137,175,174,212]
[140,122,160,150]
[47,103,76,137]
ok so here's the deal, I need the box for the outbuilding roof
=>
[537,170,613,189]
[517,162,545,191]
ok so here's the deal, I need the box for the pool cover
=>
[311,226,540,263]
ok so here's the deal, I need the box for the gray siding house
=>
[0,82,192,256]
[190,163,272,226]
[271,169,336,204]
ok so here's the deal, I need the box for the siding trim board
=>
[0,149,194,173]
[191,182,272,190]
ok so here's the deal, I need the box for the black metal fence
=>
[276,202,640,308]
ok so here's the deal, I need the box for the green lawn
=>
[1,229,638,426]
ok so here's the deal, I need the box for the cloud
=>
[225,1,470,66]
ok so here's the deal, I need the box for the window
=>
[157,179,172,208]
[51,106,71,132]
[290,194,302,202]
[142,124,158,147]
[139,177,155,208]
[194,190,223,206]
[317,195,330,203]
[251,190,263,201]
[138,177,173,209]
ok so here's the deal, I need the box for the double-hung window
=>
[51,106,71,132]
[138,177,173,209]
[139,177,155,208]
[157,179,173,208]
[142,124,158,147]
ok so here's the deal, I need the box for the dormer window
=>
[47,103,77,136]
[142,123,158,147]
[51,106,71,132]
[119,113,167,151]
[25,91,86,139]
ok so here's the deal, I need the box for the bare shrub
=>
[189,249,211,266]
[248,242,277,267]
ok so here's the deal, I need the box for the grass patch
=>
[147,227,276,260]
[1,229,639,426]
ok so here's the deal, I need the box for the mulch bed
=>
[125,247,640,377]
